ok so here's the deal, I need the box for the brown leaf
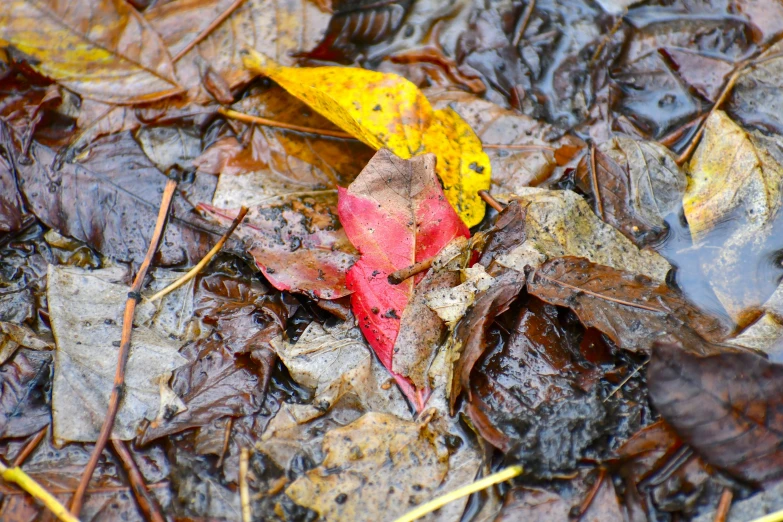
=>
[0,349,50,439]
[575,136,686,247]
[649,342,783,484]
[0,123,27,234]
[528,257,731,354]
[450,268,526,411]
[16,132,217,266]
[0,0,182,104]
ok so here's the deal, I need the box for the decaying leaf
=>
[728,40,783,135]
[528,257,731,354]
[284,412,475,522]
[425,264,495,326]
[17,132,216,266]
[338,149,469,404]
[0,0,182,104]
[484,189,671,282]
[649,343,783,484]
[242,49,491,227]
[48,265,188,442]
[200,194,358,299]
[576,136,686,246]
[0,321,51,365]
[0,349,51,439]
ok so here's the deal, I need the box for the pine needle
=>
[0,460,81,522]
[392,465,523,522]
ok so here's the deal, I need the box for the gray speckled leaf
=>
[48,265,188,442]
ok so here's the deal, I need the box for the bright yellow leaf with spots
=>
[241,49,491,227]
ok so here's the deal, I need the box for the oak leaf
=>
[242,49,491,227]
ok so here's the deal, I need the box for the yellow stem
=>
[749,509,783,522]
[392,465,523,522]
[0,461,81,522]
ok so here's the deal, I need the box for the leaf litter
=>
[5,1,783,521]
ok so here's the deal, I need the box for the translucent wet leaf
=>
[242,49,491,227]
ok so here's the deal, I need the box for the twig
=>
[13,426,47,467]
[393,465,523,522]
[240,448,251,522]
[216,417,233,469]
[0,459,81,522]
[70,179,178,517]
[531,271,663,312]
[589,144,604,220]
[512,0,536,46]
[604,360,649,402]
[388,258,434,285]
[111,440,165,522]
[478,190,504,212]
[576,468,606,519]
[147,206,248,302]
[713,488,733,522]
[172,0,247,62]
[218,107,355,139]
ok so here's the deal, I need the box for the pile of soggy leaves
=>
[6,0,783,521]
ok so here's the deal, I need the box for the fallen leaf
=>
[483,189,671,282]
[0,0,182,104]
[338,149,469,404]
[728,40,783,134]
[425,264,496,326]
[528,257,731,354]
[0,321,51,365]
[467,296,611,477]
[200,193,358,299]
[0,349,51,439]
[0,122,27,234]
[449,269,526,411]
[48,265,188,442]
[17,131,217,266]
[242,49,491,226]
[135,125,203,174]
[576,136,686,246]
[284,412,477,522]
[428,89,583,193]
[649,342,783,484]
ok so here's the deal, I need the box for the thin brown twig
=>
[604,360,650,402]
[388,258,434,285]
[512,0,536,46]
[589,144,604,220]
[111,440,165,522]
[172,0,247,63]
[478,190,505,212]
[148,206,248,302]
[218,107,355,139]
[216,417,234,469]
[713,488,734,522]
[13,426,47,467]
[240,448,251,522]
[532,271,664,312]
[70,179,178,517]
[576,468,607,519]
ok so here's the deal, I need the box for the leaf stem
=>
[147,206,248,302]
[70,179,178,517]
[388,258,434,285]
[392,465,523,522]
[240,448,251,522]
[171,0,247,63]
[1,459,81,522]
[112,440,165,522]
[713,487,733,522]
[478,190,505,212]
[218,107,355,139]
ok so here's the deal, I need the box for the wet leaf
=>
[576,136,686,246]
[0,123,26,234]
[284,412,475,522]
[48,265,188,442]
[0,0,182,104]
[0,349,50,439]
[0,321,51,365]
[449,269,526,411]
[425,264,496,326]
[338,149,469,404]
[243,50,491,226]
[201,194,358,299]
[17,132,216,266]
[649,342,783,484]
[428,89,583,193]
[528,257,730,354]
[466,297,622,479]
[483,189,671,282]
[728,40,783,134]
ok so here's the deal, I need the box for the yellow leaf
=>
[241,49,491,227]
[0,0,182,104]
